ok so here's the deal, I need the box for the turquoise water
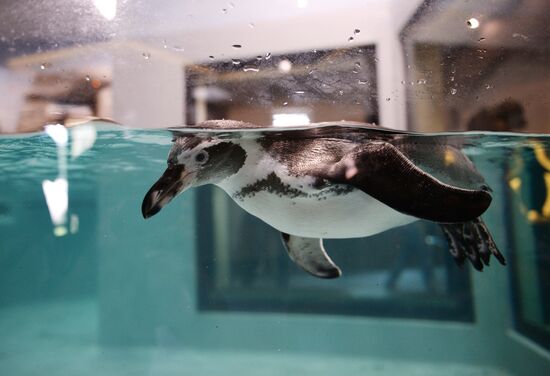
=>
[1,123,549,375]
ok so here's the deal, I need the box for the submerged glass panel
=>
[197,186,474,321]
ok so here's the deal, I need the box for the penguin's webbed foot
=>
[440,218,506,271]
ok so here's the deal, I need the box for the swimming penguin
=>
[142,120,506,278]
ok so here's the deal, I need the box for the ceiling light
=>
[93,0,117,21]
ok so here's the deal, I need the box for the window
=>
[185,46,379,126]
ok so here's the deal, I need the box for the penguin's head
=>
[142,136,246,219]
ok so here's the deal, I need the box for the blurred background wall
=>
[1,0,547,134]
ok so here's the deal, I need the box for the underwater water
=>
[0,123,549,376]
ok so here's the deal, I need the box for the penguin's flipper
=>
[440,218,506,271]
[280,233,342,278]
[325,142,492,223]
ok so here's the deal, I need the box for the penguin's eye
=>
[195,151,208,164]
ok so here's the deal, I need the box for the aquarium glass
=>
[1,1,549,375]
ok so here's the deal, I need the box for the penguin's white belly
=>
[220,186,418,239]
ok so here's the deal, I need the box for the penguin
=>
[142,120,506,279]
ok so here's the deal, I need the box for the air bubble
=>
[348,37,354,42]
[386,97,391,101]
[265,52,271,60]
[450,88,457,95]
[354,62,361,69]
[354,29,360,34]
[232,59,241,65]
[243,66,259,72]
[358,80,367,85]
[142,52,150,60]
[278,59,292,72]
[232,44,242,49]
[85,75,90,81]
[249,23,255,28]
[467,18,479,29]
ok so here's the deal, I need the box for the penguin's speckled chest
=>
[233,172,353,201]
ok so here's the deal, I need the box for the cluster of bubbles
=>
[347,29,361,43]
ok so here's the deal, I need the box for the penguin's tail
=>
[439,218,506,271]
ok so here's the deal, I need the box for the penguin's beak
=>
[141,165,195,219]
